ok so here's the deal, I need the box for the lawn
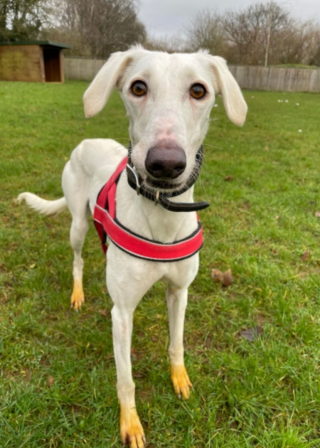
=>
[1,81,320,448]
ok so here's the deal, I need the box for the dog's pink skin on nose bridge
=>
[153,113,180,141]
[156,128,174,141]
[152,138,183,151]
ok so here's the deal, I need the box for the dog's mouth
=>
[145,177,183,192]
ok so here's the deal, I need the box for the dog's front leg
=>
[166,286,192,399]
[112,304,145,447]
[107,253,162,448]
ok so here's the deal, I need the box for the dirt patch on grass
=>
[2,368,32,382]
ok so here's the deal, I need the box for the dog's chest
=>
[115,175,198,244]
[143,211,188,243]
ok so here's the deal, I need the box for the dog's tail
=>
[17,193,68,216]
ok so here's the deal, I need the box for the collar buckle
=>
[155,191,160,206]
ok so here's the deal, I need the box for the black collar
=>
[126,144,209,213]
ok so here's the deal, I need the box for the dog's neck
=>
[116,173,198,244]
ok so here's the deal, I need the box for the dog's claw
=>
[121,406,145,447]
[70,280,84,311]
[171,364,193,400]
[128,434,144,448]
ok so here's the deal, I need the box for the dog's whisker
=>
[203,143,223,151]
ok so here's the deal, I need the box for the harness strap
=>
[93,156,204,261]
[94,157,128,254]
[94,205,203,261]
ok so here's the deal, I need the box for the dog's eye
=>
[131,81,148,97]
[190,83,206,100]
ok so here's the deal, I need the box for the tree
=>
[308,27,320,66]
[0,0,50,41]
[184,2,320,66]
[221,2,291,65]
[144,35,187,53]
[185,10,225,55]
[276,20,320,65]
[46,0,146,58]
[0,1,9,40]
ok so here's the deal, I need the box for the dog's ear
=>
[83,48,142,118]
[203,55,248,126]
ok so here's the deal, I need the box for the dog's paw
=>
[70,280,85,311]
[120,406,145,448]
[171,364,192,399]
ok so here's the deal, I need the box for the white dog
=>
[18,46,247,447]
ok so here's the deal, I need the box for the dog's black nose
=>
[145,143,186,179]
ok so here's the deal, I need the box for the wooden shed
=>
[0,40,71,83]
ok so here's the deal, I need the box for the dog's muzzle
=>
[126,144,209,213]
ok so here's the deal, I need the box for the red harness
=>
[93,156,204,262]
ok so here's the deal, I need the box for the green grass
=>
[1,81,320,447]
[273,64,319,69]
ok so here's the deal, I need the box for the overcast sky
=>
[138,0,320,38]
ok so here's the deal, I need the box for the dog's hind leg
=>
[166,286,192,399]
[69,213,89,310]
[62,160,90,311]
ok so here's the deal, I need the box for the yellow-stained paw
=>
[70,280,84,311]
[120,405,145,448]
[171,364,192,399]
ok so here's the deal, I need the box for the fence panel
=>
[229,65,320,92]
[64,58,320,92]
[65,58,106,81]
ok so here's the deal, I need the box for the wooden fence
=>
[229,65,320,93]
[64,57,320,93]
[65,57,106,81]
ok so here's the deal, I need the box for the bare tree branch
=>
[44,0,146,58]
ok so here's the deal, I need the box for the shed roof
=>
[0,40,71,49]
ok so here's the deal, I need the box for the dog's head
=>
[83,46,247,193]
